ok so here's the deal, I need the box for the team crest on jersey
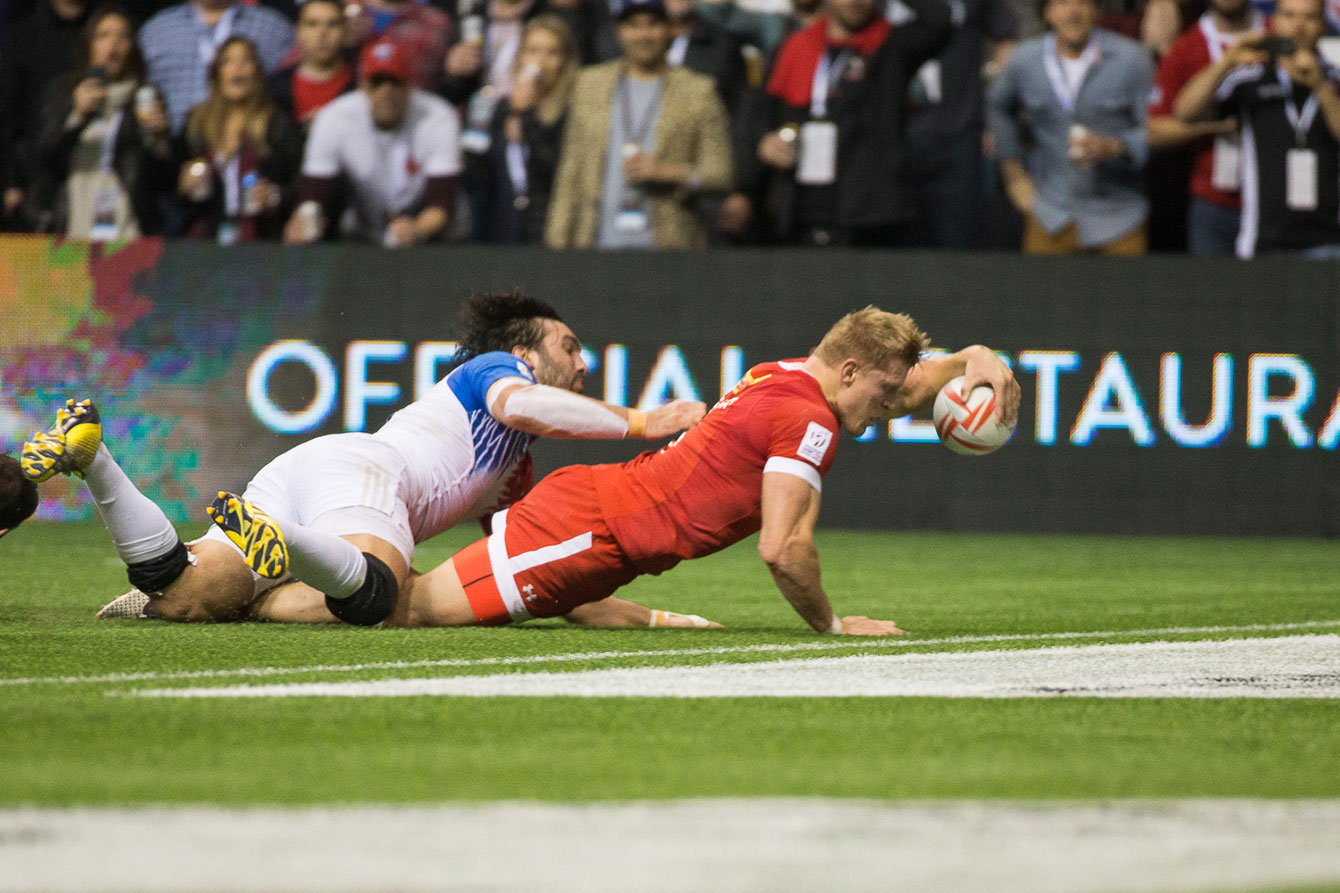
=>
[797,422,833,465]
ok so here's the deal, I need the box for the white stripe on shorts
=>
[485,508,596,623]
[485,509,530,622]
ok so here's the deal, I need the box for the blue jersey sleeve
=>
[445,352,537,415]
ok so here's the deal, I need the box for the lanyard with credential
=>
[619,76,664,152]
[1042,33,1098,113]
[810,48,853,119]
[1277,68,1321,146]
[97,110,124,174]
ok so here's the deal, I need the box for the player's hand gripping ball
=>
[932,376,1016,456]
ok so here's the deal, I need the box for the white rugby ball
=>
[932,376,1015,456]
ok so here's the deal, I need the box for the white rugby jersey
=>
[374,351,536,542]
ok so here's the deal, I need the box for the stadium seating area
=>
[0,0,1332,255]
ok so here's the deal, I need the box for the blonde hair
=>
[185,37,276,158]
[516,14,579,127]
[814,307,929,370]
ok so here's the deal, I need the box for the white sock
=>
[83,446,180,565]
[282,523,367,598]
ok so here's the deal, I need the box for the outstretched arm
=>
[758,471,904,636]
[886,345,1020,424]
[487,380,706,440]
[562,597,720,628]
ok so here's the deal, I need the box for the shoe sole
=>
[96,590,151,620]
[21,399,102,482]
[207,492,289,579]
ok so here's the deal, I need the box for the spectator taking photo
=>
[1173,0,1340,258]
[29,5,174,239]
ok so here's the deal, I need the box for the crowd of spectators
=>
[1,0,1338,256]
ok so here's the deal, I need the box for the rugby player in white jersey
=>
[17,292,709,627]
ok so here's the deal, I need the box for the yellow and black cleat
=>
[206,492,289,579]
[21,399,102,482]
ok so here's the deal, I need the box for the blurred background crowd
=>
[1,0,1337,257]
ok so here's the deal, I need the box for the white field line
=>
[3,799,1339,892]
[130,634,1340,700]
[3,619,1338,690]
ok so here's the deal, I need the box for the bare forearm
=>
[563,597,650,626]
[413,205,448,241]
[1174,58,1232,122]
[498,384,637,438]
[1148,115,1232,149]
[766,539,837,633]
[893,345,992,416]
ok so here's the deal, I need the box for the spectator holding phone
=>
[177,35,302,243]
[28,5,174,238]
[476,14,578,243]
[1174,0,1340,257]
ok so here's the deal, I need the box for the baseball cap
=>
[617,0,668,22]
[360,39,411,82]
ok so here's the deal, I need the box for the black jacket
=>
[176,111,304,240]
[476,100,565,244]
[28,73,176,235]
[0,1,87,201]
[762,0,952,236]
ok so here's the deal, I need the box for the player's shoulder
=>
[444,352,535,413]
[730,359,836,424]
[449,351,536,384]
[750,359,829,401]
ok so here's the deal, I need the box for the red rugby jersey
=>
[591,360,841,574]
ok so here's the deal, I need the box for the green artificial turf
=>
[1,521,1337,805]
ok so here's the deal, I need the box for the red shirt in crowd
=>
[592,360,840,574]
[291,65,353,126]
[1150,13,1262,208]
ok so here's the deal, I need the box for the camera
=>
[1260,36,1296,57]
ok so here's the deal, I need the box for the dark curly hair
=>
[452,290,564,366]
[0,454,39,534]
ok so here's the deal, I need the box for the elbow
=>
[758,534,802,574]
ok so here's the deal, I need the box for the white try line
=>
[152,635,1338,700]
[4,619,1339,690]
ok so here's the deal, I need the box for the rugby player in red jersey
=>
[386,306,1020,635]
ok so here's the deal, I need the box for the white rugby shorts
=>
[195,433,415,597]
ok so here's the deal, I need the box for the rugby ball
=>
[932,376,1015,456]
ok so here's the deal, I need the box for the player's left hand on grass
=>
[649,609,722,628]
[960,346,1021,427]
[839,616,907,636]
[644,399,707,439]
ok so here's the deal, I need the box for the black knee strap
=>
[126,540,190,594]
[325,552,397,627]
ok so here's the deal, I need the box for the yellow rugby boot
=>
[206,491,289,579]
[20,398,102,482]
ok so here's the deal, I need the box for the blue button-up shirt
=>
[139,1,294,133]
[988,29,1154,248]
